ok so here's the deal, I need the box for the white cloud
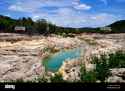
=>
[7,0,121,27]
[74,4,91,10]
[32,15,40,21]
[31,8,88,27]
[89,13,119,27]
[91,13,110,20]
[8,1,41,12]
[8,0,91,12]
[8,0,71,12]
[31,7,119,28]
[9,5,24,12]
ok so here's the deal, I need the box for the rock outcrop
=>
[106,68,125,83]
[0,34,47,82]
[58,59,81,82]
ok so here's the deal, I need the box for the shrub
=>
[80,64,96,83]
[35,76,48,83]
[50,73,65,83]
[108,51,125,68]
[92,54,110,82]
[80,64,86,81]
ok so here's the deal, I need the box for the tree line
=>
[0,15,125,35]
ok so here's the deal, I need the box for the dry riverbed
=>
[0,33,125,82]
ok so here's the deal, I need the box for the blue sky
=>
[0,0,125,28]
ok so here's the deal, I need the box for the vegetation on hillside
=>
[108,20,125,33]
[0,15,125,35]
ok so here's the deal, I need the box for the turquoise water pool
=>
[43,48,82,72]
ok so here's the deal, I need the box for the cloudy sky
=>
[0,0,125,27]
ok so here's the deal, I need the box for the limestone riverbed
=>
[0,33,125,82]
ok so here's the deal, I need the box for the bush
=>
[92,55,110,82]
[80,64,86,81]
[50,73,65,83]
[108,51,125,68]
[80,64,96,83]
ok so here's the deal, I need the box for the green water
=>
[43,48,82,72]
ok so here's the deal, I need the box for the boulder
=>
[106,76,124,83]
